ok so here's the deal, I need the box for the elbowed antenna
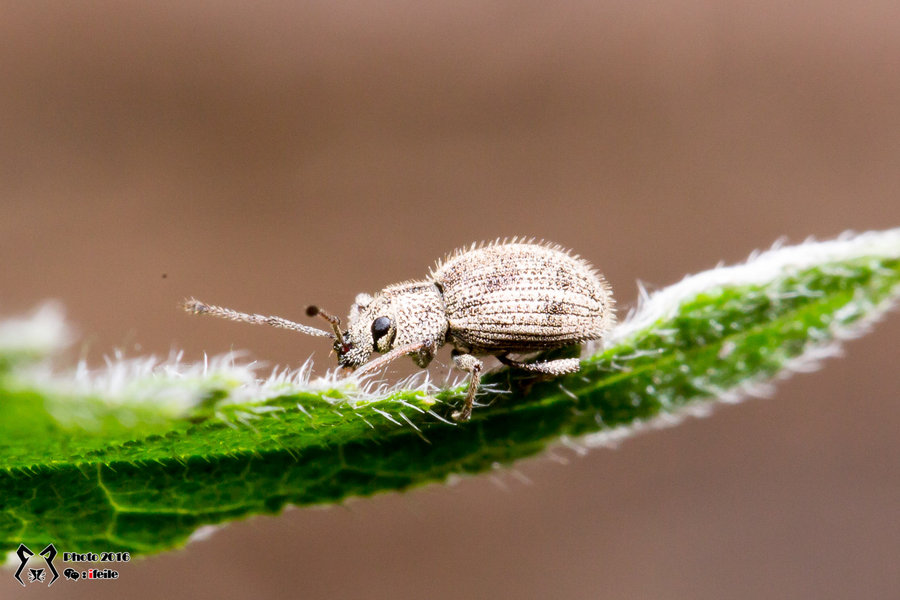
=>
[305,305,344,339]
[183,299,335,338]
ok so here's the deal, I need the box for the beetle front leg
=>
[451,350,483,422]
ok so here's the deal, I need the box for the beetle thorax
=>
[339,281,447,368]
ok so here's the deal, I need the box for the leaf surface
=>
[1,229,898,556]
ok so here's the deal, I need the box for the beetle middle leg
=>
[451,350,483,422]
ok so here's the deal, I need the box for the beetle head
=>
[308,283,446,370]
[335,292,397,368]
[308,293,398,369]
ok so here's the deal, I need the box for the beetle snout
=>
[335,332,369,369]
[334,334,353,363]
[337,349,355,368]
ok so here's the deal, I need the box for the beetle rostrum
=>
[184,240,615,421]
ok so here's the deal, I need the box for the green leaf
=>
[2,229,899,558]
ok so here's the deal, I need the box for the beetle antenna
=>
[183,298,335,338]
[306,305,344,339]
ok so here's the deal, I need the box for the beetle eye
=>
[371,316,392,348]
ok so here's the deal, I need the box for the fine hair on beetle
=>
[184,240,615,421]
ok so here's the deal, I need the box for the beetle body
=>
[435,242,612,352]
[185,240,614,421]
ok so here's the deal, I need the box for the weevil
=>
[184,240,615,420]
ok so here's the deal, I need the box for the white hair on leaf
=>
[0,302,71,359]
[1,228,897,439]
[578,227,900,450]
[607,227,900,347]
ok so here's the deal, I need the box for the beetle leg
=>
[497,354,581,376]
[451,350,483,421]
[351,341,429,378]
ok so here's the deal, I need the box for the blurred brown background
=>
[3,2,899,599]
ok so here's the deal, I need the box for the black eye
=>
[371,316,392,347]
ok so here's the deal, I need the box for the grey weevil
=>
[184,240,615,421]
